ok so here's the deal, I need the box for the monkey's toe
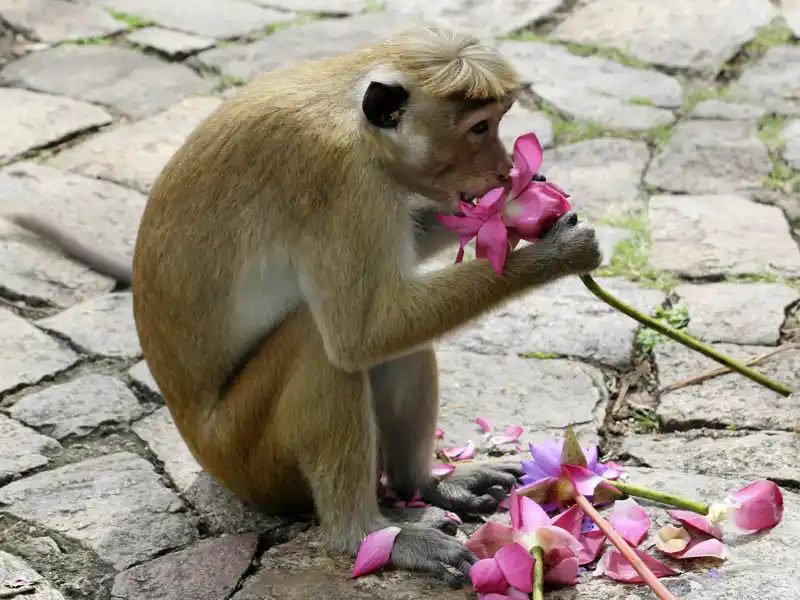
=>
[390,526,476,587]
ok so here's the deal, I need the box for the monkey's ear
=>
[362,81,409,129]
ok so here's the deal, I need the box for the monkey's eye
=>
[470,120,489,134]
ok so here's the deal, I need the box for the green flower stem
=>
[609,481,710,515]
[532,546,545,600]
[580,275,793,397]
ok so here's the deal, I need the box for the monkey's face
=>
[361,80,515,212]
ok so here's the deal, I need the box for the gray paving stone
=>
[655,341,800,431]
[0,552,65,600]
[0,45,214,118]
[197,13,419,81]
[596,226,633,267]
[436,350,607,448]
[383,0,566,38]
[785,0,800,37]
[495,40,681,131]
[540,138,650,220]
[0,218,115,309]
[111,534,258,600]
[16,537,62,561]
[621,431,800,485]
[782,118,800,170]
[550,0,777,77]
[0,0,125,44]
[132,407,202,492]
[645,120,772,195]
[0,415,61,484]
[37,293,141,358]
[9,374,144,440]
[128,361,160,396]
[98,0,295,39]
[439,276,665,368]
[0,308,79,394]
[0,452,197,571]
[499,103,554,150]
[649,194,800,277]
[183,473,289,536]
[126,27,215,57]
[689,99,768,121]
[51,96,222,193]
[549,467,800,599]
[0,88,112,162]
[249,0,366,12]
[675,281,799,346]
[730,46,800,116]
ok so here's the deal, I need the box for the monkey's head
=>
[359,29,521,212]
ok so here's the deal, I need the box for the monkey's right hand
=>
[389,525,477,587]
[524,210,603,276]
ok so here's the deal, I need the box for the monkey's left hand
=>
[420,461,524,514]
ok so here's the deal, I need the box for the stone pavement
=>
[1,0,799,598]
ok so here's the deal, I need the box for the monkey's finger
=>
[466,467,519,492]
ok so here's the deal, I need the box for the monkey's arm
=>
[412,208,459,260]
[298,210,599,372]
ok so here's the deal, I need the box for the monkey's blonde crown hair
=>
[381,28,520,100]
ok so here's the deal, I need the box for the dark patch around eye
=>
[362,81,409,129]
[470,120,489,134]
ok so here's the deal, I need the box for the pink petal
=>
[443,511,462,524]
[598,461,626,480]
[550,504,584,540]
[473,187,507,215]
[478,595,523,600]
[442,440,476,461]
[434,428,444,439]
[595,548,677,583]
[543,547,580,586]
[495,543,535,594]
[671,537,728,560]
[511,133,544,197]
[475,216,509,277]
[504,587,529,599]
[470,558,508,594]
[436,212,485,236]
[593,480,625,504]
[561,464,603,497]
[534,525,583,555]
[654,524,690,555]
[666,510,723,540]
[578,530,606,565]
[517,477,558,505]
[489,425,524,445]
[729,480,784,532]
[499,494,511,510]
[431,464,456,478]
[476,417,492,433]
[609,498,651,546]
[466,522,518,559]
[352,526,401,577]
[510,486,550,532]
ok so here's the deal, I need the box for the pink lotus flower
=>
[437,132,572,276]
[594,547,677,583]
[467,487,583,591]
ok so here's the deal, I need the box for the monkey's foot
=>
[389,525,476,587]
[421,461,523,514]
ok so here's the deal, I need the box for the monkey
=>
[4,28,602,584]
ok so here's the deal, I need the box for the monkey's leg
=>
[370,347,522,516]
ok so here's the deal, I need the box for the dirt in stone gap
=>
[0,515,115,600]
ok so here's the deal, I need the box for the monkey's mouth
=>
[458,192,478,206]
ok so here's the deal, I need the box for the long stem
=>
[532,546,545,600]
[574,494,677,600]
[609,481,710,515]
[580,275,793,397]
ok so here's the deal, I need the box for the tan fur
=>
[7,29,601,572]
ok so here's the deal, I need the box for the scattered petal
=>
[728,480,784,533]
[443,511,462,524]
[490,425,524,446]
[666,510,723,540]
[550,504,584,540]
[431,464,456,478]
[561,464,602,497]
[466,522,517,559]
[499,495,511,510]
[559,426,589,468]
[609,498,651,546]
[595,548,677,583]
[534,525,583,555]
[495,543,536,594]
[352,526,401,578]
[471,558,508,594]
[443,440,476,460]
[598,461,626,480]
[672,538,727,560]
[578,530,606,565]
[543,547,580,586]
[655,525,691,554]
[476,417,492,433]
[434,428,444,439]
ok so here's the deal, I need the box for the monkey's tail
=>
[4,213,133,287]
